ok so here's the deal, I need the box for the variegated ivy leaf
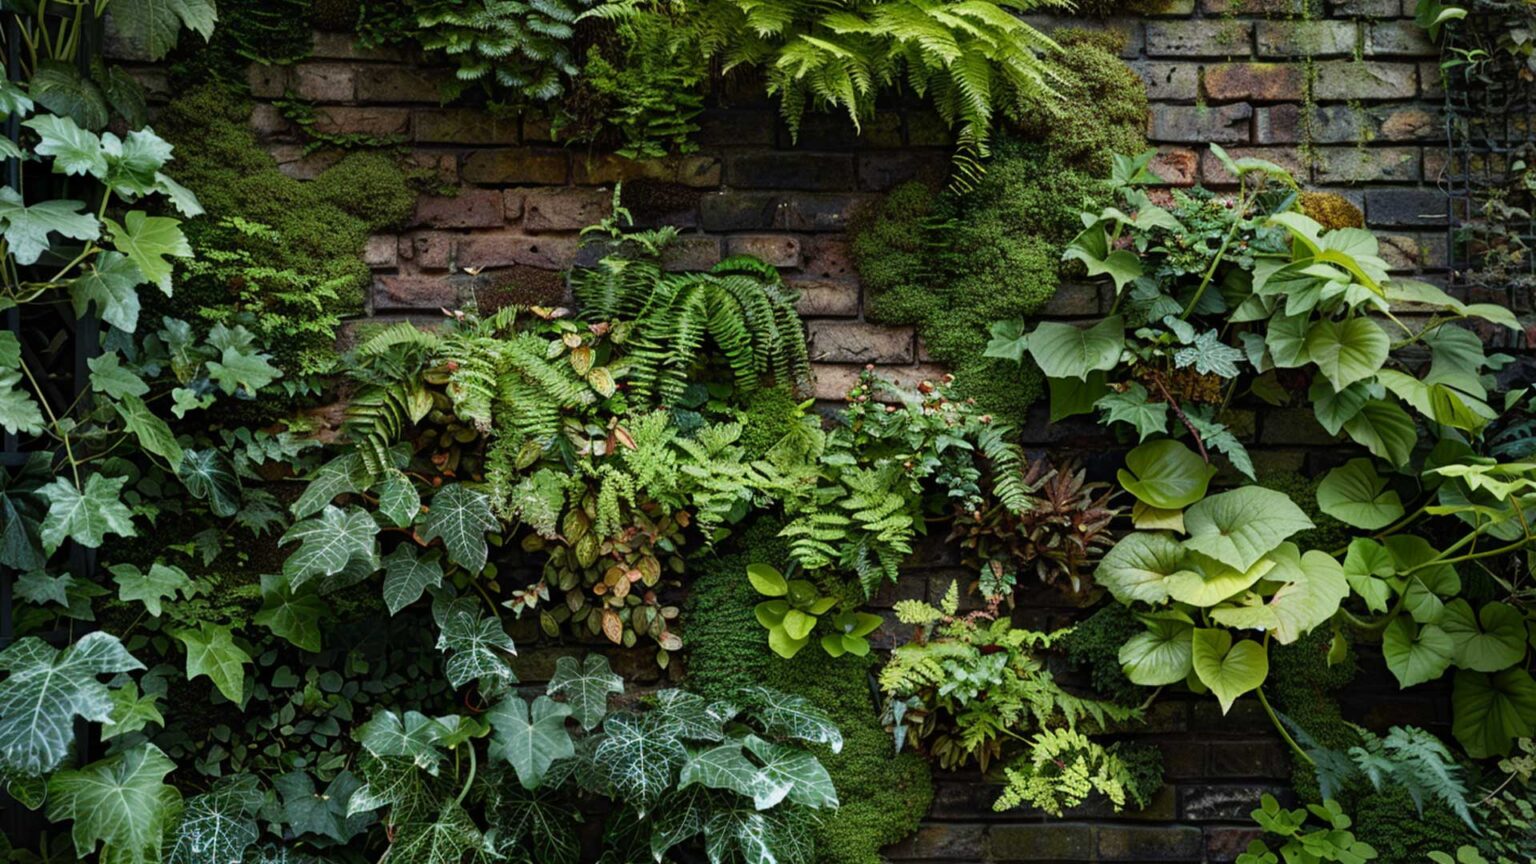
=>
[37,473,136,551]
[381,545,444,616]
[387,799,486,864]
[376,470,421,528]
[0,632,143,776]
[595,712,686,813]
[547,654,623,731]
[650,786,711,862]
[46,744,182,864]
[168,773,263,864]
[177,448,241,518]
[488,783,580,864]
[435,606,517,689]
[289,452,366,519]
[679,742,761,799]
[703,804,814,864]
[419,483,497,572]
[743,734,838,810]
[740,687,843,753]
[279,505,378,590]
[488,695,575,790]
[356,710,457,774]
[653,689,733,742]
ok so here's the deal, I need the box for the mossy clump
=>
[1257,469,1350,553]
[851,32,1146,426]
[737,385,803,460]
[1300,191,1366,230]
[1068,0,1184,16]
[685,521,933,864]
[1061,603,1145,707]
[154,84,414,381]
[1347,786,1472,861]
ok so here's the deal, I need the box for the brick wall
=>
[124,3,1464,859]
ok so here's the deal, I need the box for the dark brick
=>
[461,149,569,185]
[1132,61,1202,101]
[1365,188,1449,226]
[1097,825,1205,861]
[1208,740,1290,777]
[311,106,409,138]
[355,65,453,103]
[571,153,722,188]
[413,109,518,145]
[1366,20,1436,56]
[886,824,987,860]
[660,236,723,272]
[727,152,856,191]
[697,111,778,147]
[990,824,1096,861]
[775,194,867,231]
[789,278,860,317]
[1151,103,1253,144]
[1207,827,1265,863]
[699,192,780,231]
[856,151,949,190]
[293,62,355,101]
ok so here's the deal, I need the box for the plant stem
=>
[455,744,477,806]
[1257,685,1314,767]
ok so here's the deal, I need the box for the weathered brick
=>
[249,104,295,139]
[789,278,860,318]
[725,234,803,268]
[1379,233,1434,270]
[502,191,524,221]
[1380,106,1437,139]
[809,321,913,364]
[457,233,581,270]
[246,64,290,99]
[990,824,1096,862]
[905,110,955,147]
[270,146,342,180]
[311,106,409,138]
[364,235,398,268]
[1366,20,1436,56]
[699,193,780,231]
[1201,147,1307,184]
[1146,20,1252,57]
[727,152,856,191]
[1204,63,1306,101]
[309,31,401,62]
[856,151,949,190]
[522,188,612,232]
[1332,0,1399,15]
[374,275,461,310]
[412,189,505,229]
[810,363,949,401]
[1365,188,1448,226]
[400,233,455,271]
[461,149,569,185]
[1255,104,1439,144]
[784,112,903,149]
[1420,60,1447,97]
[1097,825,1205,861]
[355,65,452,103]
[1151,103,1254,144]
[1180,784,1289,821]
[1132,61,1202,101]
[293,63,355,101]
[1208,740,1290,777]
[1153,147,1201,185]
[571,154,722,188]
[1261,409,1337,445]
[886,824,987,860]
[1311,146,1420,183]
[1312,61,1418,100]
[1207,827,1265,864]
[1255,20,1358,57]
[802,236,855,280]
[775,194,867,232]
[697,111,778,148]
[1202,0,1305,11]
[413,109,518,145]
[660,236,723,272]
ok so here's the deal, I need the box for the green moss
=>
[737,385,803,460]
[1011,30,1149,175]
[1257,469,1350,553]
[1061,603,1145,707]
[685,521,933,864]
[1347,786,1471,862]
[1299,191,1366,231]
[153,84,414,382]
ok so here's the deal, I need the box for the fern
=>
[992,728,1131,816]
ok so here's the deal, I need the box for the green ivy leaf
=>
[0,632,143,775]
[115,393,184,470]
[381,545,444,616]
[88,352,149,399]
[1190,628,1269,714]
[206,345,280,398]
[594,712,685,814]
[1026,316,1125,382]
[1316,458,1403,530]
[356,710,456,774]
[1441,600,1528,673]
[1452,668,1536,759]
[37,473,135,551]
[1305,317,1389,392]
[105,210,192,295]
[679,741,761,799]
[1116,439,1216,510]
[279,505,378,590]
[420,484,497,572]
[1382,618,1454,689]
[0,187,99,266]
[168,774,263,864]
[740,687,843,752]
[0,361,45,437]
[173,622,251,703]
[1183,486,1313,572]
[548,654,624,731]
[252,573,326,653]
[434,603,517,689]
[376,470,422,528]
[743,734,837,809]
[1094,382,1168,441]
[290,452,366,519]
[1119,615,1194,686]
[45,744,181,864]
[108,561,190,617]
[488,695,575,790]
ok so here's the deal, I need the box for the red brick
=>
[374,275,460,310]
[1152,147,1200,186]
[725,234,803,268]
[411,189,505,229]
[457,233,580,270]
[1203,63,1305,102]
[311,106,409,138]
[461,149,568,185]
[522,188,613,232]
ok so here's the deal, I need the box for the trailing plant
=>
[879,581,1154,814]
[409,0,601,103]
[1235,795,1378,864]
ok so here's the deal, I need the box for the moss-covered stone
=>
[685,521,933,864]
[1300,191,1366,230]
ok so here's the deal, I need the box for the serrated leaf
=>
[88,352,149,399]
[109,0,218,61]
[291,453,366,519]
[0,632,143,776]
[174,622,251,703]
[488,695,574,789]
[105,211,191,295]
[279,505,378,590]
[38,473,135,551]
[0,368,44,437]
[356,710,454,774]
[376,471,421,528]
[434,605,517,688]
[548,654,623,731]
[420,484,496,572]
[168,774,262,864]
[253,573,325,653]
[381,545,444,615]
[1095,382,1168,441]
[0,187,99,265]
[679,741,761,798]
[206,345,280,398]
[594,712,685,813]
[109,561,190,616]
[46,744,181,864]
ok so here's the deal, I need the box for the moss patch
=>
[685,521,933,864]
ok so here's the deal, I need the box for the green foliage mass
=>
[685,521,933,864]
[1257,469,1351,554]
[167,0,317,86]
[850,31,1146,427]
[1061,603,1147,707]
[154,84,415,380]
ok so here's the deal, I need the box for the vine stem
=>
[16,354,80,488]
[454,743,477,806]
[1256,685,1314,767]
[1179,184,1249,321]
